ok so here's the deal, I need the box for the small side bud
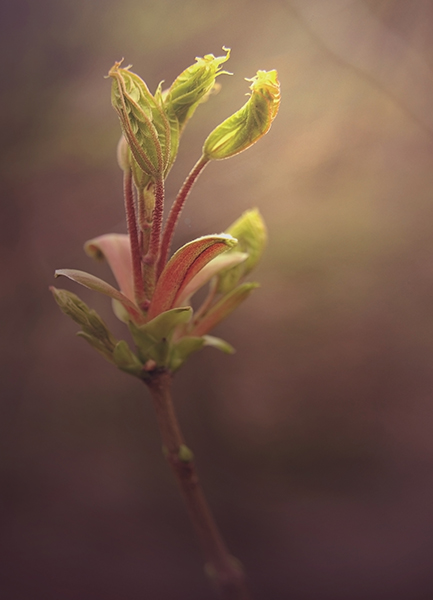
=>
[178,444,194,463]
[117,134,152,191]
[116,134,130,172]
[50,286,90,326]
[203,69,280,161]
[50,287,118,362]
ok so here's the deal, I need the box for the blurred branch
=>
[289,0,433,138]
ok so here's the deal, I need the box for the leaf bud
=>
[203,69,280,161]
[50,287,117,361]
[109,61,171,177]
[163,48,231,134]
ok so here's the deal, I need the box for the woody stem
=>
[146,370,252,600]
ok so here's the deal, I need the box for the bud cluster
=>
[52,49,280,377]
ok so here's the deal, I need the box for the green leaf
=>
[202,335,235,354]
[168,333,234,371]
[169,336,206,371]
[143,306,192,339]
[148,234,237,319]
[129,307,192,365]
[217,209,267,293]
[50,287,118,363]
[176,251,248,306]
[76,331,115,362]
[54,269,145,325]
[203,69,280,161]
[112,340,143,377]
[190,282,259,337]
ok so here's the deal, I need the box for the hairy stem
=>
[146,370,252,600]
[143,176,165,297]
[124,169,146,307]
[158,155,209,276]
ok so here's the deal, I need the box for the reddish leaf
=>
[55,269,145,324]
[148,234,237,319]
[84,234,134,302]
[190,282,258,337]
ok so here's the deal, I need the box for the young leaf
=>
[169,336,206,371]
[190,282,259,337]
[129,307,192,365]
[84,233,135,303]
[203,69,280,160]
[202,335,235,354]
[54,269,145,324]
[217,208,267,293]
[113,340,143,377]
[50,287,118,362]
[109,62,170,177]
[163,48,231,134]
[175,251,248,306]
[148,234,237,319]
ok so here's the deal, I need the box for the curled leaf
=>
[203,69,280,160]
[109,61,170,177]
[164,48,231,134]
[148,234,237,319]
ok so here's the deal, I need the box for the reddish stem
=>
[158,155,209,277]
[123,169,146,306]
[146,371,252,600]
[143,176,165,297]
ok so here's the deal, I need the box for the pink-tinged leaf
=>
[84,234,134,302]
[148,234,237,319]
[175,251,248,307]
[54,269,145,325]
[190,282,259,337]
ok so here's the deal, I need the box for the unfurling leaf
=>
[109,61,171,177]
[203,69,280,160]
[163,48,231,134]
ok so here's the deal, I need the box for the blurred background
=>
[2,0,433,598]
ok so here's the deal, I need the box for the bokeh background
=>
[2,1,433,598]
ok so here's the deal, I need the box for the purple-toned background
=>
[2,1,433,598]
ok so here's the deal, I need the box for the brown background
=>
[2,1,433,598]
